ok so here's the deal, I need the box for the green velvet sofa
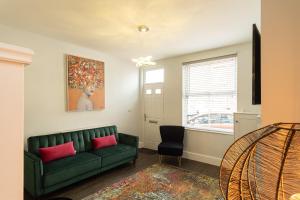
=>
[24,125,139,198]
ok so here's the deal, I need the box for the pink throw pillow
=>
[92,135,117,150]
[39,141,76,163]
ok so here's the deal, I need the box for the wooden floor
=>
[25,149,220,200]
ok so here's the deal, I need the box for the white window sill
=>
[185,127,234,135]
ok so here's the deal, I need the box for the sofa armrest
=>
[118,133,139,148]
[24,151,43,197]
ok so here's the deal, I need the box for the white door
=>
[143,68,164,150]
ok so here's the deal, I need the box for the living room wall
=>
[261,0,300,125]
[153,42,261,165]
[0,25,141,148]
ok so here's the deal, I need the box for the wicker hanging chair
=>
[220,123,300,200]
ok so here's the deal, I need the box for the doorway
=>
[143,68,164,149]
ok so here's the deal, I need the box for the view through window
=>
[182,55,237,133]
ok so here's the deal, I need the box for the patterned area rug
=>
[82,164,223,200]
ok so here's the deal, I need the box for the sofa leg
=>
[178,156,182,167]
[132,158,137,165]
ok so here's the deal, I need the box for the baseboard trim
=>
[139,144,221,166]
[140,141,158,150]
[183,151,222,166]
[138,142,144,148]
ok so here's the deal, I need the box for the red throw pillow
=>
[92,135,117,150]
[39,141,76,163]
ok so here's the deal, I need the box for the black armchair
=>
[158,125,185,166]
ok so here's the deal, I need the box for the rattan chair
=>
[220,123,300,200]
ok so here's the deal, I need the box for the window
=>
[182,55,237,133]
[145,68,164,84]
[155,88,162,94]
[145,89,152,94]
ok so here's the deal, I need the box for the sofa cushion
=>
[43,152,101,187]
[39,142,76,163]
[27,125,118,155]
[92,135,117,150]
[91,144,136,167]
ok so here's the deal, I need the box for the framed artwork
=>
[66,55,105,111]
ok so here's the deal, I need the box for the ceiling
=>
[0,0,260,61]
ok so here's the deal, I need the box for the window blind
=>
[183,55,237,133]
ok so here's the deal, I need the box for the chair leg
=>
[159,155,163,164]
[178,156,182,167]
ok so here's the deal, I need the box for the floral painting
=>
[67,55,104,111]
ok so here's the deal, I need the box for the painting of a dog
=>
[66,55,104,111]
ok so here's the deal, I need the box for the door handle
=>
[149,120,158,124]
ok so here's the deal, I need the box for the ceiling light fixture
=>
[132,56,156,67]
[138,25,150,32]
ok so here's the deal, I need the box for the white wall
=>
[261,0,300,125]
[152,42,260,165]
[0,25,141,147]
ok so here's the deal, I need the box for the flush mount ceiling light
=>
[137,25,150,32]
[132,56,156,67]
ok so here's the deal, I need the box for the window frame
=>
[143,67,165,84]
[182,54,237,134]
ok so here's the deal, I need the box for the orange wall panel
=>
[261,0,300,125]
[0,43,33,200]
[0,61,24,200]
